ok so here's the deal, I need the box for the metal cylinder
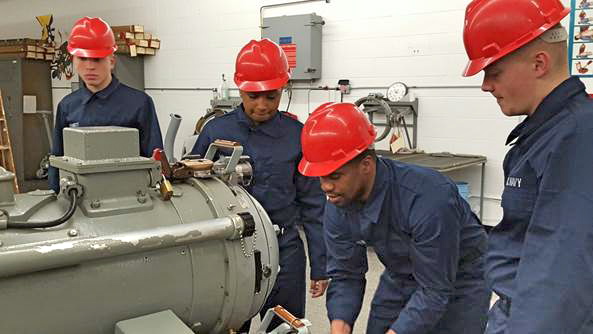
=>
[0,179,278,334]
[0,128,279,334]
[0,215,247,278]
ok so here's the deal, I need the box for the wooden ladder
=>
[0,89,19,193]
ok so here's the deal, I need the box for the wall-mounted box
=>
[262,13,323,81]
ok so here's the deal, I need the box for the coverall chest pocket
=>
[375,226,410,269]
[501,189,536,224]
[268,160,295,190]
[257,160,295,210]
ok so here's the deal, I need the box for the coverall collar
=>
[346,158,389,225]
[237,104,284,138]
[506,76,584,145]
[80,75,121,105]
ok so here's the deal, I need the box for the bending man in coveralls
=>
[191,39,328,331]
[463,0,593,333]
[299,102,489,334]
[50,17,162,192]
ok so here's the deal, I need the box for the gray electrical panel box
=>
[262,13,323,81]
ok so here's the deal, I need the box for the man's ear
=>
[109,55,116,71]
[533,50,551,78]
[360,155,374,175]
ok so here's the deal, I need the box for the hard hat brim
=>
[235,74,290,92]
[463,58,493,77]
[68,45,117,58]
[298,148,364,177]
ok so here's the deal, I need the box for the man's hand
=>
[330,319,351,334]
[386,330,397,334]
[309,279,329,298]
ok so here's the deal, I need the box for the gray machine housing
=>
[262,13,323,81]
[0,127,279,334]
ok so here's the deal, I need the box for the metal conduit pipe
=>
[164,113,182,163]
[52,85,483,92]
[0,214,251,279]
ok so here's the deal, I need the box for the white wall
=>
[0,0,581,225]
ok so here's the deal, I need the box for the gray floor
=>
[300,247,384,333]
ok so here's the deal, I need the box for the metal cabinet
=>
[0,56,52,192]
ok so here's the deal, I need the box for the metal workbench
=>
[376,150,487,221]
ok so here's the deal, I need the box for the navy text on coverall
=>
[191,105,327,324]
[485,77,593,334]
[325,157,489,334]
[49,76,163,192]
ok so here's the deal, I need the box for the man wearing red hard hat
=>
[299,102,489,334]
[463,0,593,333]
[191,39,328,332]
[49,17,163,192]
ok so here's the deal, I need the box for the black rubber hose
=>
[6,188,79,229]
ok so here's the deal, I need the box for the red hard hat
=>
[298,102,376,177]
[462,0,570,77]
[67,17,117,58]
[234,39,290,92]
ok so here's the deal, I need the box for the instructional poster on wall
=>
[569,0,593,76]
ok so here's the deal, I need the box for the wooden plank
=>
[145,47,156,55]
[35,52,45,60]
[111,25,144,34]
[111,25,135,34]
[115,32,135,40]
[115,44,137,57]
[136,46,146,55]
[0,45,26,53]
[149,39,160,49]
[143,32,152,40]
[0,38,39,47]
[131,39,149,47]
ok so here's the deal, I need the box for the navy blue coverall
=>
[191,105,327,328]
[485,77,593,334]
[325,157,489,334]
[49,76,163,192]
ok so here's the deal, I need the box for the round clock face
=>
[387,82,408,102]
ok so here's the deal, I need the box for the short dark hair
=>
[348,149,376,165]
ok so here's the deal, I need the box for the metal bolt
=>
[136,190,146,196]
[227,204,235,210]
[224,291,229,297]
[68,229,78,237]
[90,200,101,209]
[192,322,202,328]
[180,249,186,255]
[137,196,147,204]
[262,265,272,278]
